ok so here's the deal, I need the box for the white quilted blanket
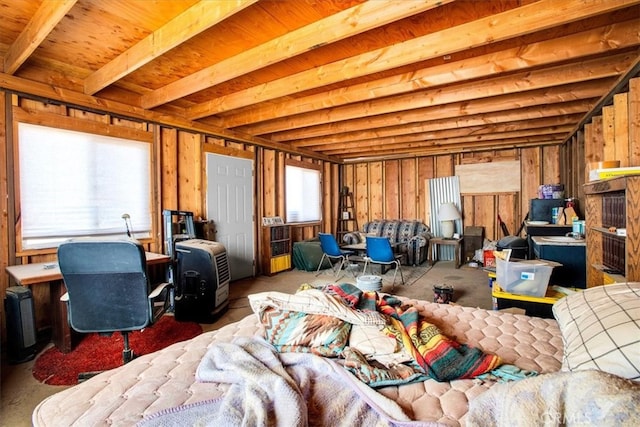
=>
[138,336,426,427]
[32,299,564,427]
[467,370,640,426]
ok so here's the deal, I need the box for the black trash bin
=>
[497,236,528,259]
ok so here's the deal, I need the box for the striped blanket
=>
[250,283,501,386]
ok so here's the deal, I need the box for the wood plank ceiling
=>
[1,0,639,162]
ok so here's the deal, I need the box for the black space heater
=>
[4,286,37,363]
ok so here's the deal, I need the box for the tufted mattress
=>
[32,298,563,426]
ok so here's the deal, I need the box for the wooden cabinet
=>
[584,176,640,286]
[261,225,292,275]
[530,236,586,289]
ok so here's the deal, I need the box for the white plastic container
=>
[356,275,382,292]
[496,258,554,297]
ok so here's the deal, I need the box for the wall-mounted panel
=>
[455,161,520,194]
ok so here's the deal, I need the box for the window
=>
[285,162,321,223]
[17,123,152,250]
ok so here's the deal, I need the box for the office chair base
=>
[123,348,134,364]
[78,371,103,383]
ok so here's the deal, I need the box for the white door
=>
[206,153,254,280]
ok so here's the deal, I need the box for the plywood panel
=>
[498,192,520,236]
[277,152,286,216]
[401,158,417,220]
[435,155,454,178]
[161,127,178,211]
[591,116,605,160]
[262,149,276,217]
[602,105,617,162]
[417,157,434,223]
[0,91,7,341]
[520,147,540,214]
[355,163,369,225]
[323,162,334,234]
[456,161,520,194]
[629,78,640,166]
[614,92,629,167]
[384,160,399,219]
[541,145,560,186]
[369,162,383,220]
[177,130,202,216]
[473,194,496,239]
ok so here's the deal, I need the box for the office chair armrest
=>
[148,282,172,299]
[60,292,69,302]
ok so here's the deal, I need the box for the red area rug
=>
[33,315,202,385]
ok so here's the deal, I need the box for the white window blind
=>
[285,164,321,223]
[18,123,152,249]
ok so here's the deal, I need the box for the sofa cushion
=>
[363,220,385,236]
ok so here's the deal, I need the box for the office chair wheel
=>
[123,348,134,364]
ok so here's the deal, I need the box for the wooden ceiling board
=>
[0,0,638,161]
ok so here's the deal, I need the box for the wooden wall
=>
[342,145,563,245]
[1,76,637,341]
[0,92,338,339]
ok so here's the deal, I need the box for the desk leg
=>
[50,280,79,353]
[428,242,434,266]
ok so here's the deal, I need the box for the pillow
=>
[552,283,640,381]
[259,307,351,357]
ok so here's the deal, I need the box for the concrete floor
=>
[0,261,492,426]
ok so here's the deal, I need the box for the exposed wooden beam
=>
[273,99,597,142]
[221,19,640,129]
[187,0,638,119]
[334,133,568,159]
[84,0,258,95]
[141,0,449,108]
[244,54,633,137]
[563,54,640,144]
[293,115,583,149]
[0,72,336,163]
[341,138,563,162]
[3,0,78,74]
[319,126,574,156]
[266,79,609,142]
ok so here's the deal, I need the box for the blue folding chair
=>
[363,236,404,289]
[316,233,354,277]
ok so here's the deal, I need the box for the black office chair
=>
[58,238,173,367]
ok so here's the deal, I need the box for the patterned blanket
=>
[249,283,502,386]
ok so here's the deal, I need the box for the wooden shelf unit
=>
[261,224,292,276]
[337,190,358,242]
[584,175,640,286]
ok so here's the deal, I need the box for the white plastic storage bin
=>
[356,275,382,292]
[496,258,555,297]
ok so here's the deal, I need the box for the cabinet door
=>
[536,243,586,289]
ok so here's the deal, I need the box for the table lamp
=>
[439,202,461,238]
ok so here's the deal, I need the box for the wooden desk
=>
[5,252,170,353]
[342,241,403,273]
[428,237,463,269]
[342,242,366,254]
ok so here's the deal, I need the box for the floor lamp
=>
[439,203,461,239]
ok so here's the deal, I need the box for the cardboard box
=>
[589,166,640,181]
[483,249,496,267]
